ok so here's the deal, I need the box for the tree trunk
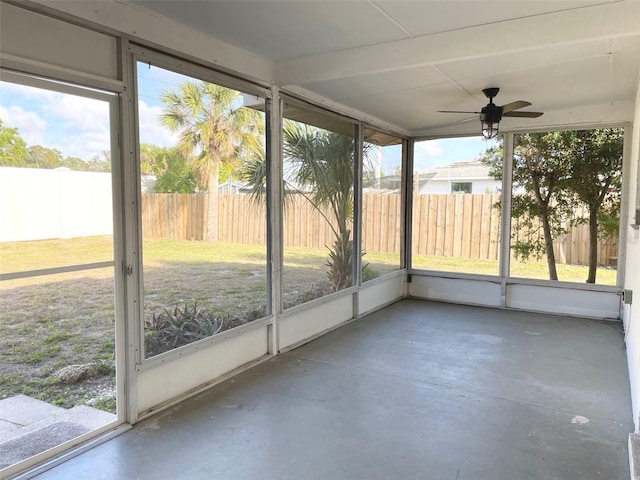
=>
[206,163,219,241]
[541,209,559,281]
[327,230,352,291]
[586,207,598,283]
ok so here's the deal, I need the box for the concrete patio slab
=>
[30,300,633,480]
[0,394,117,471]
[0,422,90,469]
[0,395,65,427]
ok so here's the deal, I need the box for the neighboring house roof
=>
[415,159,494,189]
[425,159,490,180]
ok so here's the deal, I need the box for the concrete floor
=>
[33,300,632,480]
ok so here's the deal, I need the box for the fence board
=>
[453,195,463,257]
[426,195,437,256]
[489,194,500,261]
[470,194,482,259]
[140,193,617,266]
[444,195,455,257]
[374,194,383,252]
[388,195,399,253]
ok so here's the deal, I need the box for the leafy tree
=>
[564,128,622,283]
[139,143,202,193]
[85,151,111,172]
[27,145,63,169]
[139,143,165,176]
[482,133,572,280]
[61,156,90,171]
[242,121,372,291]
[160,80,263,240]
[154,149,202,193]
[0,119,114,172]
[0,119,29,166]
[482,129,622,283]
[218,162,236,185]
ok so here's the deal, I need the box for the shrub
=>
[144,303,224,356]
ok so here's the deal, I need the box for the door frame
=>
[0,69,129,478]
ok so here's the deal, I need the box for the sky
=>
[0,80,111,161]
[0,63,494,173]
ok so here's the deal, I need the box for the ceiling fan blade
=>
[501,101,532,113]
[456,116,478,124]
[437,110,480,114]
[503,111,543,118]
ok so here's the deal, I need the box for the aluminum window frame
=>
[128,46,273,364]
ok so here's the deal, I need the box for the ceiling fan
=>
[438,87,543,139]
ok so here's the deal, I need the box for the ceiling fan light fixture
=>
[480,109,500,139]
[481,119,499,139]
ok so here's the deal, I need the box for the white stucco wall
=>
[623,76,640,431]
[419,178,499,194]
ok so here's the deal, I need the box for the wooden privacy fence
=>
[141,193,618,266]
[412,193,500,261]
[142,193,208,241]
[412,194,617,265]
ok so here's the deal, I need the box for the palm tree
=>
[242,121,372,291]
[160,80,263,240]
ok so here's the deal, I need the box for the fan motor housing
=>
[480,105,503,123]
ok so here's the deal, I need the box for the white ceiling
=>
[131,0,640,137]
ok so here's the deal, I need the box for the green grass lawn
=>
[410,254,617,285]
[0,236,617,412]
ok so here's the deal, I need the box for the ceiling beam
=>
[276,1,640,86]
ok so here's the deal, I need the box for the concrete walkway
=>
[0,395,116,469]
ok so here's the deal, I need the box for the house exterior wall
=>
[624,75,640,431]
[419,178,499,194]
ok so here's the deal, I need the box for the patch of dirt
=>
[79,375,117,407]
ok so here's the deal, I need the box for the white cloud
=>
[0,81,57,102]
[0,105,47,146]
[1,79,186,163]
[413,137,494,171]
[43,95,111,158]
[1,82,111,160]
[44,94,109,132]
[414,140,445,171]
[138,100,178,147]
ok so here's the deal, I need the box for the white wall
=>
[623,76,640,431]
[0,167,113,242]
[419,178,499,194]
[0,167,160,242]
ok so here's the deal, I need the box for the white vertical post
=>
[617,124,633,289]
[353,123,364,317]
[499,133,515,307]
[268,87,283,355]
[404,139,414,274]
[119,39,141,423]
